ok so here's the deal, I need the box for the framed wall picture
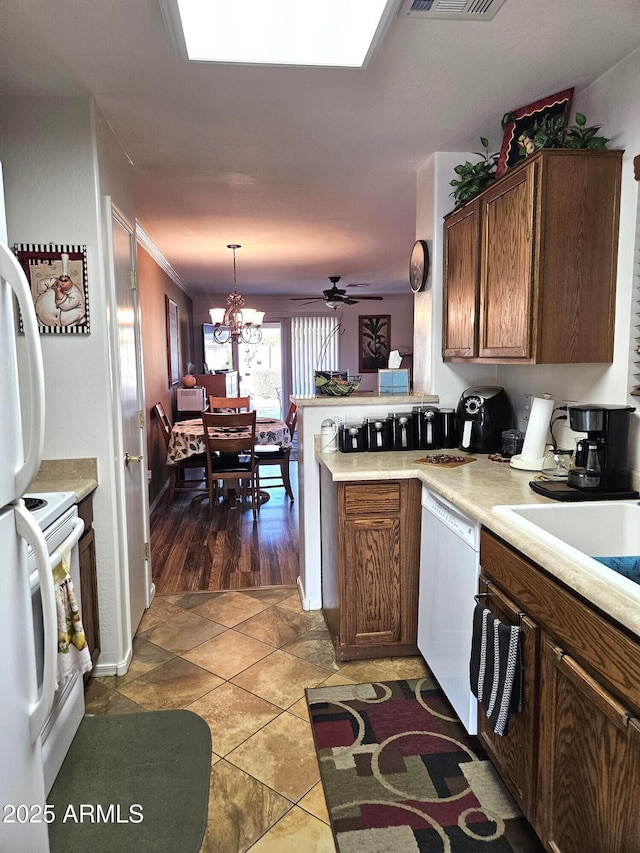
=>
[496,88,574,176]
[359,315,391,373]
[166,296,180,387]
[14,243,90,334]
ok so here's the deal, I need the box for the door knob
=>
[124,453,143,465]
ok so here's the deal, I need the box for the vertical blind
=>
[291,315,340,396]
[632,156,640,396]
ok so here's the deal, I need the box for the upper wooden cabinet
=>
[442,149,623,363]
[442,197,481,358]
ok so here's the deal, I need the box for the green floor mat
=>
[47,709,211,853]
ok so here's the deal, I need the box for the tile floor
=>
[85,586,430,852]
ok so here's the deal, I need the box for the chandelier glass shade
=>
[209,244,264,344]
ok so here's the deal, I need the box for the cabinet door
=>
[442,199,480,358]
[538,638,640,853]
[342,514,402,647]
[78,526,100,668]
[479,161,536,359]
[477,578,540,818]
[337,480,420,659]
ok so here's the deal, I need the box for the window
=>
[291,316,340,397]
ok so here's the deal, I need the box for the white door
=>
[238,322,283,416]
[111,206,150,636]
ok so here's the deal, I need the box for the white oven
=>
[26,491,86,793]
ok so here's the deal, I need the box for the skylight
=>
[161,0,396,68]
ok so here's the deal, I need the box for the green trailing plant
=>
[529,113,568,151]
[449,137,499,207]
[563,112,609,150]
[516,112,609,159]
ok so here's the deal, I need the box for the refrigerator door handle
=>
[0,242,45,496]
[15,501,58,741]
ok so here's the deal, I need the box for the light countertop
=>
[28,458,98,503]
[316,446,640,640]
[292,392,438,408]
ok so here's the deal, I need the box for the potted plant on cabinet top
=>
[450,113,609,210]
[449,137,499,209]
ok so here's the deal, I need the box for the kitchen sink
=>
[493,501,640,601]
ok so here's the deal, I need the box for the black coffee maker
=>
[531,404,638,501]
[567,405,637,494]
[455,386,513,453]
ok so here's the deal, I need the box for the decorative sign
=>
[14,243,90,334]
[359,315,391,373]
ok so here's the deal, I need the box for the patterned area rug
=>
[306,677,543,852]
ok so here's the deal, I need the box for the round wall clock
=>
[409,239,430,293]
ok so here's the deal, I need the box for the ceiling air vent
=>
[398,0,505,20]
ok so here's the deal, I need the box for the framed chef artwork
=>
[14,243,90,334]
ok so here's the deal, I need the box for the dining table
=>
[166,416,291,466]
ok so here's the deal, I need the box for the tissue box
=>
[377,368,410,395]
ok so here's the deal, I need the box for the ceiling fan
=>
[290,276,384,310]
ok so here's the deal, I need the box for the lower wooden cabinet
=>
[78,494,100,671]
[322,478,421,661]
[476,577,540,818]
[480,529,640,852]
[537,640,640,853]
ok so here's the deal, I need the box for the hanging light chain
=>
[210,243,263,344]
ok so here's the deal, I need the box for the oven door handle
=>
[49,516,85,572]
[15,501,58,741]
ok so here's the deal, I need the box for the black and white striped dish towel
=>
[470,603,522,736]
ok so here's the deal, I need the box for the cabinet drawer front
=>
[342,482,401,515]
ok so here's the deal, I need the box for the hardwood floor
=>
[150,462,299,593]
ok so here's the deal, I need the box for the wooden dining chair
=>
[209,395,251,412]
[254,402,297,503]
[201,410,260,520]
[153,402,207,504]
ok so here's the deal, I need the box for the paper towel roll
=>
[521,397,555,461]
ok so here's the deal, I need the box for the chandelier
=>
[209,244,264,344]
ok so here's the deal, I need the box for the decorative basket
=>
[314,371,361,396]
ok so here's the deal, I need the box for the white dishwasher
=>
[417,485,480,734]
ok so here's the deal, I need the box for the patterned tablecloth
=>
[167,417,291,465]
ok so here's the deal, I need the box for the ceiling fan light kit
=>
[209,244,265,344]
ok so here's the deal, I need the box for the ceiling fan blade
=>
[343,297,358,305]
[290,296,322,301]
[354,295,384,300]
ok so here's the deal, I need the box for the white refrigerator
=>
[0,166,55,851]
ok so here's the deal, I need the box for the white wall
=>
[414,152,497,407]
[0,96,137,672]
[497,46,640,460]
[415,45,640,466]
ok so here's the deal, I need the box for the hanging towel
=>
[53,544,93,689]
[470,603,522,736]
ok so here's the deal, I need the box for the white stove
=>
[23,491,76,532]
[22,489,86,795]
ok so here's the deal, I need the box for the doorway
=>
[109,203,151,637]
[238,322,283,417]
